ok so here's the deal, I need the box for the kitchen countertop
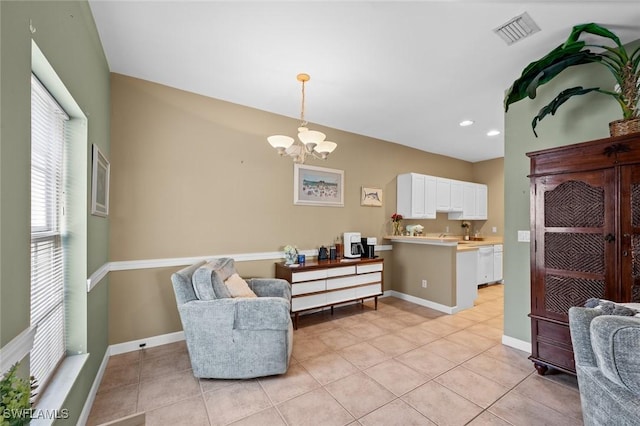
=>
[384,235,502,251]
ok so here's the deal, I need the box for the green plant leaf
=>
[525,51,602,99]
[564,23,623,50]
[505,43,598,110]
[531,86,601,136]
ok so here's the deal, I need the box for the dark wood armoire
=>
[527,134,640,375]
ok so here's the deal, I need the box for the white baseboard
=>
[77,349,110,426]
[79,331,187,423]
[386,290,456,314]
[501,335,532,354]
[109,331,185,356]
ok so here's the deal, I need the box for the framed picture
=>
[361,187,383,206]
[91,144,110,217]
[294,164,344,207]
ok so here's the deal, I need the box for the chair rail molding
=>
[86,246,393,292]
[0,327,36,374]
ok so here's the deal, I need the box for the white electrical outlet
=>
[518,230,531,242]
[445,226,449,233]
[492,226,497,233]
[421,280,428,288]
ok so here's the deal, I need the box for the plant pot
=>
[609,117,640,137]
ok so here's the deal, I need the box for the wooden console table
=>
[275,258,384,329]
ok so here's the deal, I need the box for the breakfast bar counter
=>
[385,235,502,313]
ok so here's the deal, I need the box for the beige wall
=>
[108,74,500,344]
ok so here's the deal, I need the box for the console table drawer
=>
[292,293,327,312]
[326,272,381,290]
[357,263,383,274]
[327,265,357,277]
[291,280,326,296]
[326,288,357,305]
[291,269,328,283]
[356,283,382,298]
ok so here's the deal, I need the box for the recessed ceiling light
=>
[459,120,474,127]
[487,130,501,136]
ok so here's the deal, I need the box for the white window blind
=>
[30,74,68,390]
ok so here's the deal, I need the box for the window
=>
[30,74,69,390]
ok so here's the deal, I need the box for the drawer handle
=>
[604,233,615,243]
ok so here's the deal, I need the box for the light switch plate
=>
[517,230,531,242]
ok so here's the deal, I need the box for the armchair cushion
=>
[191,258,235,300]
[225,273,257,298]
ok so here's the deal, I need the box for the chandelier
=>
[267,73,337,164]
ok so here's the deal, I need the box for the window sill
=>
[32,353,89,425]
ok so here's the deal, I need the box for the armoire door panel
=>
[619,166,640,302]
[532,170,616,321]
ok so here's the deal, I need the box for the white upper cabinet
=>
[436,178,464,213]
[476,184,488,220]
[448,182,488,220]
[436,178,451,212]
[399,174,486,220]
[450,180,464,212]
[397,173,437,219]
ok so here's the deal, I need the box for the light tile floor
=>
[87,284,584,426]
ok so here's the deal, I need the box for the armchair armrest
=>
[247,278,291,300]
[234,297,291,331]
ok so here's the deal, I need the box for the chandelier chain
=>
[300,78,307,126]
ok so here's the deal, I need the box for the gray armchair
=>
[568,307,640,426]
[171,258,293,379]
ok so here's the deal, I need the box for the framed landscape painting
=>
[294,164,344,207]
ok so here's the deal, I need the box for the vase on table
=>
[284,245,298,265]
[393,221,402,236]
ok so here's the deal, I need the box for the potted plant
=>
[0,363,38,425]
[461,221,471,240]
[504,23,640,137]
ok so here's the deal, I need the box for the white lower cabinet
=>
[456,250,478,311]
[276,259,384,328]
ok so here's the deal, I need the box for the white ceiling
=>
[88,1,640,162]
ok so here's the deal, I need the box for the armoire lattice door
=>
[528,135,640,375]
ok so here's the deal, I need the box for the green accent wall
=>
[0,1,110,424]
[503,52,629,343]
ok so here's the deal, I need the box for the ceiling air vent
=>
[494,12,540,45]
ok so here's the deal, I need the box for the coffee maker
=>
[361,237,377,258]
[343,232,363,258]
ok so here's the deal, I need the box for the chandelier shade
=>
[267,74,337,164]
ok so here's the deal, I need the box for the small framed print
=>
[361,187,382,207]
[91,144,110,217]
